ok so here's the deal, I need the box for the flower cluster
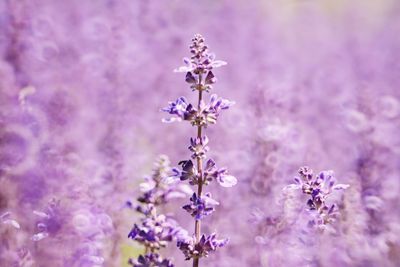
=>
[162,94,234,125]
[182,193,219,220]
[174,34,227,78]
[128,155,189,267]
[172,158,237,188]
[128,207,180,250]
[203,159,237,187]
[288,166,349,228]
[188,136,209,159]
[177,233,228,261]
[163,34,236,265]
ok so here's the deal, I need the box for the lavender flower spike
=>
[166,34,236,267]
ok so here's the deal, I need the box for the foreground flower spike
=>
[288,166,349,230]
[128,155,190,267]
[163,34,237,267]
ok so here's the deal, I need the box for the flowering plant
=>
[163,34,237,267]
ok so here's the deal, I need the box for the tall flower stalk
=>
[163,34,237,267]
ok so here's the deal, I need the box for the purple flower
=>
[204,159,237,187]
[174,34,227,75]
[185,72,197,84]
[128,213,180,250]
[182,193,219,220]
[162,94,234,126]
[177,233,228,260]
[287,166,349,228]
[188,136,209,159]
[208,94,235,113]
[135,155,191,207]
[128,156,188,266]
[161,97,194,123]
[199,94,235,125]
[176,160,198,183]
[168,34,236,264]
[294,168,349,197]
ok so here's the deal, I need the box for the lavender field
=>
[1,0,400,266]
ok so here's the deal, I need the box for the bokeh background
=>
[1,0,400,266]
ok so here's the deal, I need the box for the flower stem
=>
[193,74,204,267]
[193,257,199,267]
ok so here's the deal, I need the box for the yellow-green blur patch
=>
[121,244,145,267]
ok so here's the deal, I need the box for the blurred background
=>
[0,0,399,266]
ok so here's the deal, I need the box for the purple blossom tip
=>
[174,34,226,76]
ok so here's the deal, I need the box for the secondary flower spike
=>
[127,155,190,267]
[287,166,349,230]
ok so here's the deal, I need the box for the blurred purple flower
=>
[287,166,349,228]
[204,159,237,187]
[128,155,188,266]
[128,212,179,250]
[135,155,191,208]
[129,253,174,267]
